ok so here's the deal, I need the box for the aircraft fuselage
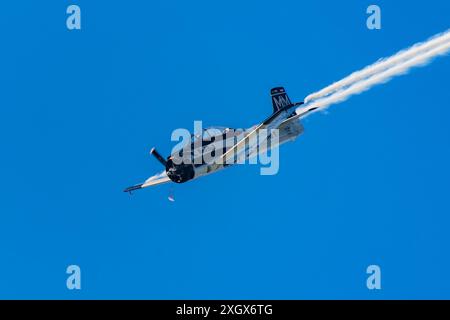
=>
[165,105,304,184]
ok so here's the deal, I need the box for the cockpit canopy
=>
[190,126,244,143]
[172,126,245,159]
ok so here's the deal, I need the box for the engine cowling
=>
[165,158,195,183]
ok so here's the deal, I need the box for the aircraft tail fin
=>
[271,87,292,113]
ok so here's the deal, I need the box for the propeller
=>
[150,148,167,167]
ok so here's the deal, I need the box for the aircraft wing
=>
[211,106,292,167]
[124,170,171,192]
[213,122,266,167]
[213,102,310,166]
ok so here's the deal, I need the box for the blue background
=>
[0,1,449,299]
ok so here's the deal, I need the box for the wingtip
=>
[123,183,143,193]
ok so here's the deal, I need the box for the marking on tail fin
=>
[273,95,291,109]
[271,87,292,112]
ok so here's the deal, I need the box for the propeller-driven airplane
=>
[124,87,318,193]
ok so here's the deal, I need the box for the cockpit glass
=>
[191,126,232,142]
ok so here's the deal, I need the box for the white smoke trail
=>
[305,29,450,103]
[298,30,450,115]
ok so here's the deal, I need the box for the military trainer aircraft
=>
[124,87,318,193]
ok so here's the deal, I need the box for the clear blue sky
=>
[0,1,449,299]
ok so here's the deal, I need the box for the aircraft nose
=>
[165,159,195,183]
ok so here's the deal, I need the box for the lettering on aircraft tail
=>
[273,95,291,109]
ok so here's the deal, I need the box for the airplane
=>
[124,87,319,193]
